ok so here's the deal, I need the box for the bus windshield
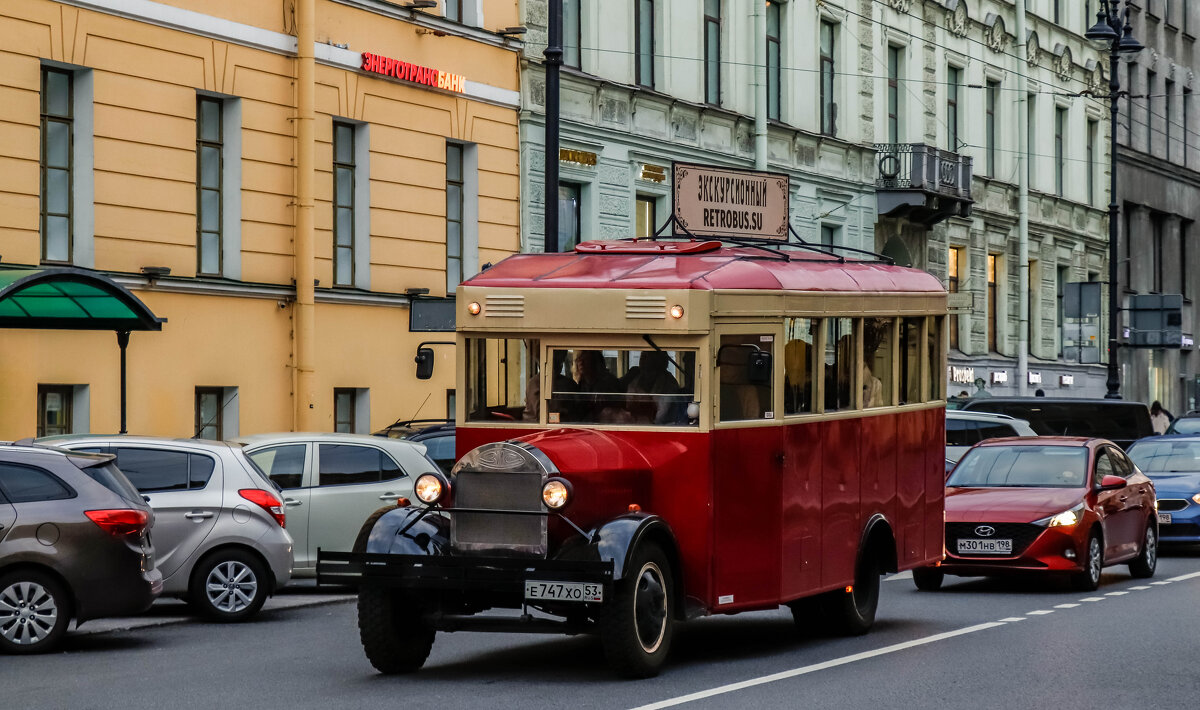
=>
[464,338,697,427]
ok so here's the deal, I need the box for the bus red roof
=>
[462,241,946,293]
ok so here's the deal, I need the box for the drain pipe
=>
[295,0,317,429]
[1016,0,1030,396]
[754,1,767,170]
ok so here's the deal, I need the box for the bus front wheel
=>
[598,542,674,679]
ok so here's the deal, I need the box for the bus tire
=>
[598,542,674,679]
[912,567,944,591]
[826,550,880,636]
[357,585,435,674]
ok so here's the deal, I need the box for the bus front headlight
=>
[542,478,573,510]
[414,473,449,505]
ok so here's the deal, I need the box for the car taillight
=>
[85,509,150,536]
[239,488,286,528]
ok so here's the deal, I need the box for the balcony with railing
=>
[874,144,973,226]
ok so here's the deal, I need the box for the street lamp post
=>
[1086,1,1142,400]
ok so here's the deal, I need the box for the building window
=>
[1182,221,1191,299]
[1165,78,1175,157]
[195,387,223,440]
[1027,94,1037,186]
[1054,0,1061,24]
[820,20,836,136]
[1185,88,1192,168]
[564,0,582,69]
[635,195,656,239]
[635,0,655,88]
[948,247,960,351]
[41,68,73,264]
[196,97,223,276]
[558,182,582,252]
[704,0,721,105]
[820,224,838,246]
[36,385,74,438]
[985,80,999,176]
[446,142,464,288]
[946,66,961,151]
[887,46,901,144]
[444,0,462,22]
[1057,265,1070,357]
[1087,118,1097,205]
[766,1,781,121]
[1054,106,1066,197]
[333,121,355,287]
[1153,214,1164,293]
[988,254,998,353]
[334,389,356,434]
[1146,69,1156,151]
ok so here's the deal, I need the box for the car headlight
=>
[1035,502,1085,528]
[414,472,449,505]
[1193,493,1200,506]
[542,478,572,510]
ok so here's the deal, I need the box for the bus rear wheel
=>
[826,551,880,636]
[598,542,674,679]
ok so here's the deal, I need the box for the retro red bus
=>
[320,237,947,678]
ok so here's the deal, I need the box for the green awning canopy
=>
[0,267,164,331]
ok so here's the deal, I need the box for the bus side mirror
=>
[747,350,772,385]
[415,347,435,380]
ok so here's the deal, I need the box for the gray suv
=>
[0,442,161,653]
[48,437,293,622]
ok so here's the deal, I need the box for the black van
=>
[958,397,1154,450]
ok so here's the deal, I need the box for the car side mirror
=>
[415,347,435,380]
[1098,474,1126,491]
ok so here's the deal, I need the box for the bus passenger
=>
[524,350,576,421]
[574,350,625,422]
[628,351,686,424]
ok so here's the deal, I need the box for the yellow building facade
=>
[0,0,522,439]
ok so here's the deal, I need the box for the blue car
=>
[1126,435,1200,544]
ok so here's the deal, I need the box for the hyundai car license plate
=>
[1158,513,1172,525]
[957,538,1013,555]
[525,581,603,603]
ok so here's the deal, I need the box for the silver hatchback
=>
[47,436,292,622]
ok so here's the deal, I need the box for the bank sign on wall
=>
[672,162,790,240]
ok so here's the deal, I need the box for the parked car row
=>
[0,431,443,653]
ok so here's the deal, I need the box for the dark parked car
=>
[0,442,161,653]
[374,419,456,474]
[960,397,1154,449]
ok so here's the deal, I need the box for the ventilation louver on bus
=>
[625,295,667,319]
[484,294,524,317]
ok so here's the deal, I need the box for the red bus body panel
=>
[457,408,945,614]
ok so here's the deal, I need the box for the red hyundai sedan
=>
[915,437,1158,591]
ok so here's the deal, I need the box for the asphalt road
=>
[6,551,1200,710]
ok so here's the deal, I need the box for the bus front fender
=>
[362,506,451,556]
[589,513,680,582]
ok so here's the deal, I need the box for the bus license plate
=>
[1158,513,1172,525]
[524,581,603,603]
[957,538,1013,555]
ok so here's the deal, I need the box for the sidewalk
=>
[76,580,355,635]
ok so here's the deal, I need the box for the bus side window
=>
[899,317,923,405]
[863,317,894,408]
[718,334,773,421]
[784,317,818,415]
[825,318,856,412]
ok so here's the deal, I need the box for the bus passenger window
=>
[466,338,538,422]
[825,318,855,411]
[899,318,923,405]
[784,318,818,415]
[927,317,944,401]
[718,334,773,422]
[547,348,697,426]
[863,318,894,408]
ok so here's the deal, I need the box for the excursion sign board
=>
[671,162,790,240]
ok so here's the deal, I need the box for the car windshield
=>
[1168,418,1200,435]
[1127,439,1200,473]
[947,445,1089,488]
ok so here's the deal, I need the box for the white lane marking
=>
[629,622,1007,710]
[1105,591,1129,596]
[1128,586,1151,591]
[1168,571,1200,583]
[887,571,913,581]
[1151,581,1173,586]
[1079,597,1105,602]
[1054,603,1080,609]
[999,617,1026,622]
[1027,610,1055,615]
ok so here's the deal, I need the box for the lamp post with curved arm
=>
[1086,0,1143,399]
